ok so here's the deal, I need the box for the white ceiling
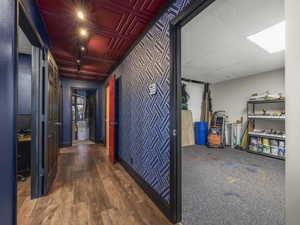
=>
[181,0,285,84]
[18,27,32,55]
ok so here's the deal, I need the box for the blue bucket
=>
[195,122,208,145]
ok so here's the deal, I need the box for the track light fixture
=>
[77,10,85,20]
[79,28,88,37]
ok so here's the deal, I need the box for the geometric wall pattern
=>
[114,0,192,203]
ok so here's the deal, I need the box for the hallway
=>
[18,143,171,225]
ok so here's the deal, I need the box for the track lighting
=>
[79,28,88,37]
[77,10,85,20]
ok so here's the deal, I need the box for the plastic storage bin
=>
[195,122,208,145]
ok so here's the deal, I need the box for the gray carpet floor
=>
[182,146,285,225]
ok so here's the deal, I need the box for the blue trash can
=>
[195,122,208,145]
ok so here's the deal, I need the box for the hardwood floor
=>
[18,142,172,225]
[17,177,31,213]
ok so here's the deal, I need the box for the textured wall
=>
[17,54,32,114]
[286,1,300,224]
[62,78,104,146]
[113,0,192,203]
[0,0,17,224]
[182,81,204,121]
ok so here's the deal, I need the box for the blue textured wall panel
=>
[17,54,32,114]
[62,79,104,146]
[0,0,17,224]
[114,0,192,203]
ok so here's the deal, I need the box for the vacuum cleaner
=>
[207,111,227,148]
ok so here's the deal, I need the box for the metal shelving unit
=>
[248,115,285,120]
[248,99,285,104]
[248,131,285,140]
[247,150,285,160]
[247,99,285,160]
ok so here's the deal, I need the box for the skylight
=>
[247,21,285,54]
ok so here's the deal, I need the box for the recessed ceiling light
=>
[76,59,80,64]
[81,46,85,51]
[79,28,88,37]
[77,11,85,20]
[247,21,285,54]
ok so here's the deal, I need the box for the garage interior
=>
[180,0,285,225]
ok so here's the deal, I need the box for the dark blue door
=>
[115,77,121,161]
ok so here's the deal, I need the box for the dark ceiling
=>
[35,0,169,81]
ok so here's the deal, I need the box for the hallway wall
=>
[17,54,32,115]
[113,0,193,203]
[0,1,17,224]
[61,78,104,146]
[286,0,300,224]
[0,0,49,224]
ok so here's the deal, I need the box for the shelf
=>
[247,98,286,160]
[247,150,285,160]
[248,115,285,120]
[248,132,285,140]
[247,99,285,104]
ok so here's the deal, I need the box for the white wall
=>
[286,1,300,224]
[211,69,285,129]
[182,81,204,121]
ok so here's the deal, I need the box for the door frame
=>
[69,87,98,144]
[169,0,216,223]
[108,75,116,163]
[18,1,49,200]
[104,75,117,163]
[105,85,110,148]
[115,77,121,161]
[58,80,64,148]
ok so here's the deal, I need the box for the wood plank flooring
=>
[18,142,172,225]
[17,177,31,213]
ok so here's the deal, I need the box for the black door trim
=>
[114,77,121,161]
[169,0,215,223]
[31,47,47,198]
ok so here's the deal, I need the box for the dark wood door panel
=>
[47,53,59,192]
[88,92,96,141]
[108,76,116,163]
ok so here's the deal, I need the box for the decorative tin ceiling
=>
[35,0,169,81]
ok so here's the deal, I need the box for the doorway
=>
[105,75,118,163]
[170,0,285,224]
[16,2,46,211]
[16,25,33,213]
[71,88,97,145]
[17,2,61,223]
